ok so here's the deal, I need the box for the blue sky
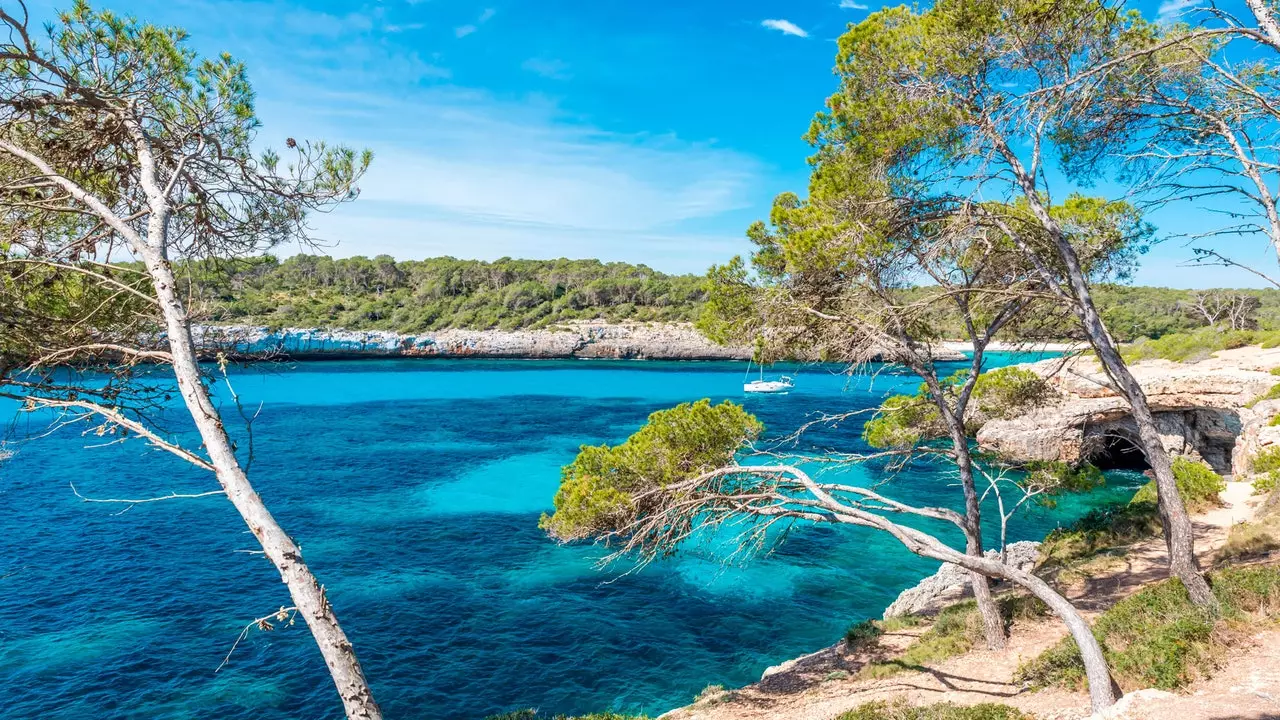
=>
[31,0,1280,287]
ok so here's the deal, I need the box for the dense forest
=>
[183,254,1280,340]
[182,254,706,331]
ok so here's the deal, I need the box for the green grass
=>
[836,699,1033,720]
[1015,566,1280,692]
[859,596,1046,680]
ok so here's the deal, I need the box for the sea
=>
[0,355,1144,720]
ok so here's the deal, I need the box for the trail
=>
[662,480,1276,720]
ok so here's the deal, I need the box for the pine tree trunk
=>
[1008,174,1214,608]
[136,239,383,720]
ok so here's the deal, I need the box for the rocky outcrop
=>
[193,322,750,360]
[882,541,1041,618]
[192,322,967,362]
[977,347,1280,475]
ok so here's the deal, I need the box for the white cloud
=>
[256,87,765,270]
[838,1,869,9]
[456,8,496,38]
[522,58,571,80]
[761,19,808,37]
[1157,0,1200,20]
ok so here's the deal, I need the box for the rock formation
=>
[192,322,966,362]
[977,346,1280,475]
[882,541,1042,618]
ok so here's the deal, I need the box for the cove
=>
[0,356,1143,720]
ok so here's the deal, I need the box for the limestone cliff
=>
[976,346,1280,475]
[193,322,966,362]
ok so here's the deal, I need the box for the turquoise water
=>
[0,356,1142,720]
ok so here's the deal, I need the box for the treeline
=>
[179,253,1280,338]
[181,255,706,332]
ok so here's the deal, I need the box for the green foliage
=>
[845,614,924,647]
[836,700,1032,720]
[1250,448,1280,497]
[1123,328,1280,363]
[185,255,707,332]
[540,399,762,542]
[970,367,1054,420]
[1269,414,1280,427]
[862,393,939,448]
[1248,382,1280,409]
[863,367,1054,450]
[1129,458,1224,512]
[1043,458,1221,570]
[1016,566,1280,691]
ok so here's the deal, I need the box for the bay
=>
[0,356,1141,720]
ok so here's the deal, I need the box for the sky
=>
[26,0,1280,287]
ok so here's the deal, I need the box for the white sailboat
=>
[743,359,794,394]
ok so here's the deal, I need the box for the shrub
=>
[1038,503,1163,569]
[1123,328,1280,363]
[837,699,1033,720]
[1254,473,1279,496]
[1129,457,1224,512]
[971,367,1055,419]
[1016,566,1280,692]
[1248,382,1280,408]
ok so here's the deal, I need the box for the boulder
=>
[883,541,1041,619]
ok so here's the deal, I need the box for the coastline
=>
[193,322,975,362]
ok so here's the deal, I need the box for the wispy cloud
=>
[456,7,496,38]
[761,19,808,37]
[522,58,572,80]
[259,87,763,271]
[1157,0,1200,21]
[838,1,869,9]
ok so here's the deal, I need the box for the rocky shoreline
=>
[192,322,968,362]
[193,321,751,360]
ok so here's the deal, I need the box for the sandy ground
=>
[661,481,1277,720]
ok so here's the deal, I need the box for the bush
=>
[1248,382,1280,408]
[971,366,1054,419]
[1038,503,1163,570]
[1123,328,1280,363]
[837,700,1033,720]
[1129,457,1224,512]
[1016,566,1280,692]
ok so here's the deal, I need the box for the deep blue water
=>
[0,356,1143,720]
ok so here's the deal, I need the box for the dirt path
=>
[662,481,1268,720]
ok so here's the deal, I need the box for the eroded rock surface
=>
[977,348,1280,474]
[193,322,967,362]
[883,541,1041,619]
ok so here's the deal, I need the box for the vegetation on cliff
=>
[174,255,705,331]
[163,252,1280,337]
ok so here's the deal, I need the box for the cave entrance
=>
[1090,434,1151,471]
